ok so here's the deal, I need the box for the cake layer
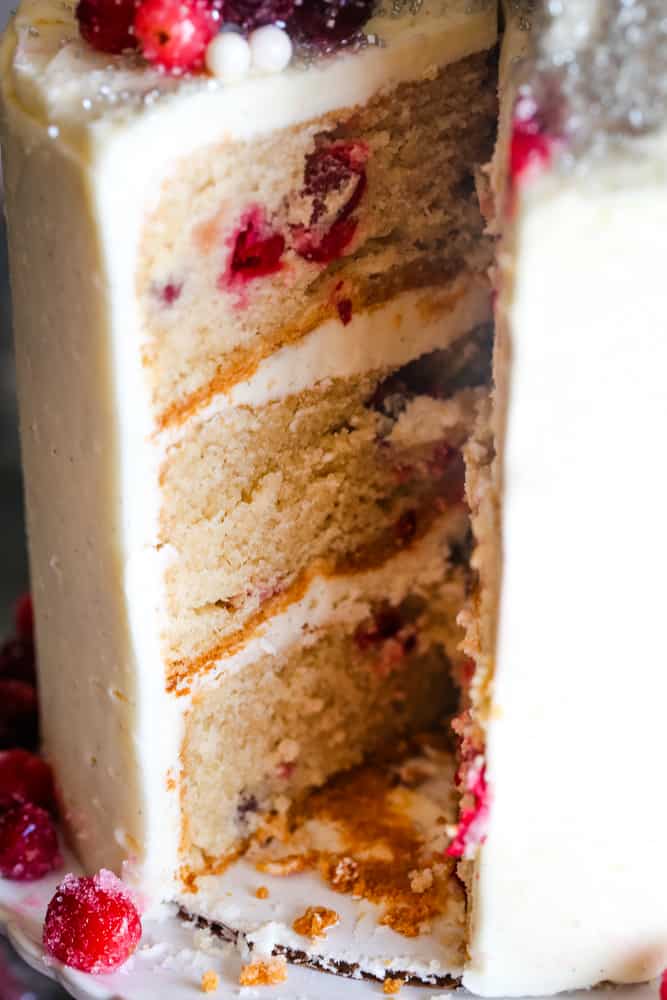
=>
[160,330,490,682]
[140,50,497,423]
[179,737,465,985]
[181,566,466,869]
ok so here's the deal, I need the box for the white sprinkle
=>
[82,97,92,110]
[205,31,251,82]
[248,24,293,74]
[47,125,59,138]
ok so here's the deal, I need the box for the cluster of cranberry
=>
[0,596,142,974]
[76,0,374,75]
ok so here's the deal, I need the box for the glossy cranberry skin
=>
[0,638,36,686]
[224,0,294,31]
[289,0,374,49]
[0,749,55,813]
[0,803,61,881]
[43,870,142,973]
[0,681,39,751]
[13,594,33,643]
[76,0,138,54]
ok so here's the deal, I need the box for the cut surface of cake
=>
[0,0,498,985]
[3,0,667,993]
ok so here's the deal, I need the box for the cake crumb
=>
[409,867,433,893]
[292,905,339,939]
[200,970,219,993]
[255,885,269,899]
[329,855,359,892]
[383,978,404,994]
[239,957,287,986]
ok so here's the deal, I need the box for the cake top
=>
[1,0,495,144]
[514,0,667,163]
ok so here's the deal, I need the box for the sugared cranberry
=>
[0,803,61,881]
[509,95,552,186]
[224,0,294,30]
[14,594,33,643]
[224,208,286,286]
[289,0,374,50]
[0,750,55,813]
[0,639,36,685]
[76,0,138,54]
[134,0,218,73]
[293,142,368,264]
[43,870,142,973]
[0,681,39,751]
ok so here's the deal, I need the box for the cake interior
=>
[168,33,499,983]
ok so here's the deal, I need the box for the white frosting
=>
[464,144,667,994]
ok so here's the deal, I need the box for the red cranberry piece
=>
[395,509,417,545]
[337,298,352,325]
[159,281,182,305]
[439,449,466,506]
[0,803,61,881]
[44,870,142,973]
[510,95,552,186]
[0,681,39,751]
[224,0,294,30]
[296,217,358,264]
[224,208,286,286]
[76,0,138,54]
[354,604,404,651]
[134,0,218,73]
[293,143,368,264]
[14,594,33,643]
[0,750,55,813]
[0,638,36,685]
[289,0,374,50]
[661,970,667,1000]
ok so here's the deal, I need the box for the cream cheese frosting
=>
[463,4,667,994]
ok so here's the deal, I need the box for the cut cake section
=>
[0,0,498,926]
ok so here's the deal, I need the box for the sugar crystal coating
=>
[517,0,667,161]
[134,0,219,73]
[43,869,142,973]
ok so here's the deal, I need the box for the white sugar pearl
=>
[205,31,251,82]
[249,24,293,74]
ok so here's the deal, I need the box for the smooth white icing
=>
[463,17,667,991]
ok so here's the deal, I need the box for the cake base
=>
[176,736,465,987]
